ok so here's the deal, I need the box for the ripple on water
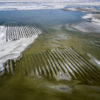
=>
[90,40,100,47]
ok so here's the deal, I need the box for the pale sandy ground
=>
[64,7,100,13]
[0,2,100,11]
[71,22,100,33]
[64,6,100,33]
[82,14,100,23]
[0,2,67,11]
[70,13,100,33]
[0,26,41,74]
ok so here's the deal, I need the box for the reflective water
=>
[0,9,100,100]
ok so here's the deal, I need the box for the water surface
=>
[0,9,100,100]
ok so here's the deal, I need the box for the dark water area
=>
[0,9,84,27]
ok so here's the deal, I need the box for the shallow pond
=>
[0,9,100,100]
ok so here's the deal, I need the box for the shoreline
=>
[0,25,42,75]
[64,8,100,33]
[0,2,100,11]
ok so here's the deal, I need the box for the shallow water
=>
[0,9,100,100]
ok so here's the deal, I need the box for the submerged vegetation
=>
[4,47,100,85]
[0,4,100,100]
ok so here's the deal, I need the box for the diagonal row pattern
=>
[6,24,42,41]
[4,47,100,84]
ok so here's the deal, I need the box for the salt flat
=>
[71,22,100,33]
[0,2,100,11]
[0,25,42,74]
[64,6,100,33]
